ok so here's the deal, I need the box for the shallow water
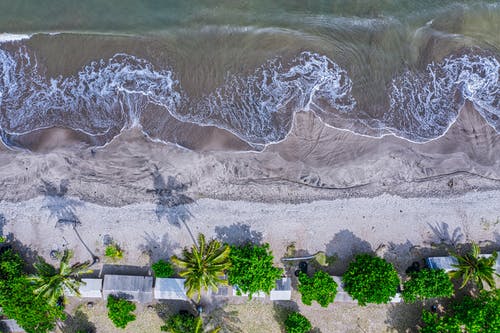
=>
[0,1,498,150]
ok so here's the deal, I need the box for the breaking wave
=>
[0,43,498,150]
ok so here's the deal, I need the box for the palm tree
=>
[171,233,231,302]
[450,243,499,290]
[29,249,93,305]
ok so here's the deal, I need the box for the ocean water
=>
[0,0,498,150]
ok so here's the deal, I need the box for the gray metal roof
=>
[103,275,153,303]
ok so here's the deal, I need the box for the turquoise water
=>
[0,1,498,150]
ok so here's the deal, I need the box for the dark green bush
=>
[161,312,198,332]
[402,268,453,303]
[342,254,400,305]
[420,289,500,333]
[227,243,282,298]
[106,295,136,328]
[0,248,65,333]
[152,259,175,278]
[298,271,337,307]
[285,312,312,333]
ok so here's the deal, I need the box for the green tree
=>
[161,312,220,333]
[419,289,500,333]
[227,243,283,298]
[152,259,175,278]
[284,312,312,333]
[106,295,136,328]
[298,271,337,307]
[450,243,499,290]
[402,268,454,303]
[0,248,65,333]
[342,254,400,306]
[171,234,231,301]
[29,249,92,305]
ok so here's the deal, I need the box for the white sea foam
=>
[0,33,32,43]
[0,44,498,150]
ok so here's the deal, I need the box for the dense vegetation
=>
[420,289,500,333]
[227,243,283,298]
[343,254,400,305]
[284,312,312,333]
[450,244,498,290]
[105,243,124,260]
[171,234,231,301]
[0,248,65,333]
[106,295,136,328]
[298,271,338,307]
[29,249,92,305]
[161,312,220,333]
[152,259,175,278]
[402,268,454,303]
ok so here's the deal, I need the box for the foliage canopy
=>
[171,233,231,301]
[152,259,175,278]
[298,271,337,307]
[227,243,282,298]
[285,312,312,333]
[106,295,136,328]
[420,289,500,333]
[402,268,454,303]
[342,254,400,306]
[0,248,65,333]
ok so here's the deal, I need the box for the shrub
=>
[107,295,136,328]
[419,289,500,333]
[342,254,400,306]
[105,243,123,260]
[285,312,312,333]
[152,259,175,278]
[0,248,65,333]
[298,271,337,307]
[402,268,453,303]
[161,312,197,332]
[227,243,283,298]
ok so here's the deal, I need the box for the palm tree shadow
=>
[39,179,83,228]
[215,223,263,246]
[204,299,243,333]
[138,232,180,264]
[427,222,464,248]
[61,309,96,333]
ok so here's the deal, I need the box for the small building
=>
[154,278,188,300]
[65,278,103,298]
[103,275,153,303]
[270,278,292,301]
[0,319,25,333]
[425,256,459,272]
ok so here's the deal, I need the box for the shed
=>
[65,278,102,298]
[0,319,25,333]
[154,278,188,300]
[270,278,292,301]
[425,256,458,272]
[103,275,153,303]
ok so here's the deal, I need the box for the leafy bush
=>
[161,312,197,332]
[107,295,136,328]
[0,248,65,333]
[298,271,337,307]
[105,243,123,260]
[420,289,500,333]
[402,268,453,303]
[152,259,175,278]
[285,312,312,333]
[342,254,400,306]
[227,243,283,298]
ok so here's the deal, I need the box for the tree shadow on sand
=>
[203,299,243,333]
[39,179,83,228]
[215,223,263,246]
[426,222,464,249]
[61,309,96,333]
[325,229,373,274]
[138,232,180,264]
[148,166,194,227]
[384,301,425,333]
